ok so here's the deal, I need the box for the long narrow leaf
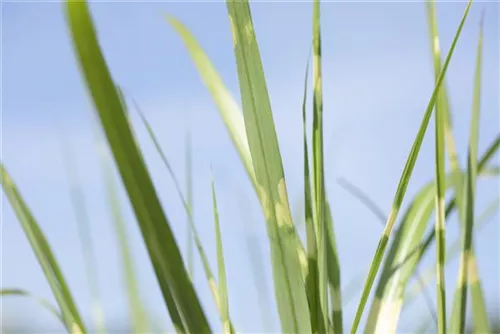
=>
[98,139,148,334]
[59,133,105,334]
[450,13,488,333]
[311,1,330,332]
[1,165,86,333]
[431,2,448,330]
[211,174,232,334]
[65,2,210,332]
[399,134,500,279]
[165,17,256,192]
[404,197,499,308]
[301,46,323,333]
[166,9,311,286]
[337,178,438,333]
[1,288,65,327]
[134,100,235,331]
[325,202,343,332]
[186,131,195,279]
[350,2,472,331]
[225,1,311,332]
[364,179,447,333]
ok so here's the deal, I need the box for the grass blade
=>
[311,1,334,331]
[337,178,387,223]
[97,139,148,333]
[431,4,448,332]
[301,46,323,333]
[404,197,499,308]
[325,202,343,333]
[398,135,500,283]
[65,2,210,332]
[450,13,488,333]
[134,100,235,331]
[364,180,446,333]
[211,174,232,334]
[225,1,311,332]
[1,288,65,327]
[337,177,439,333]
[186,131,195,280]
[1,165,86,333]
[166,9,310,286]
[165,17,256,192]
[350,2,472,331]
[58,133,105,334]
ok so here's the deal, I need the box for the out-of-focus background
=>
[2,1,498,333]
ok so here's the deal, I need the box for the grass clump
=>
[2,0,499,333]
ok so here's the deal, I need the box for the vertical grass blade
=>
[64,2,210,332]
[404,197,499,308]
[337,177,439,333]
[301,48,325,334]
[165,17,257,193]
[98,141,148,334]
[59,134,105,334]
[364,180,446,333]
[211,174,232,334]
[134,101,235,331]
[1,288,65,327]
[350,2,472,332]
[185,131,195,279]
[325,202,343,333]
[399,135,500,283]
[1,165,86,333]
[431,6,448,332]
[225,1,311,332]
[450,13,488,333]
[311,1,332,331]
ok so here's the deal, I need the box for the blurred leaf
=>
[211,175,232,334]
[134,100,235,331]
[65,2,210,332]
[450,12,489,333]
[350,2,472,331]
[1,288,65,327]
[1,165,86,333]
[59,132,105,334]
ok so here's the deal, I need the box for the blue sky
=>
[2,1,499,332]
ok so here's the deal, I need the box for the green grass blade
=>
[211,174,232,334]
[301,46,324,333]
[479,166,500,176]
[1,165,86,333]
[337,178,387,223]
[325,202,343,333]
[364,180,444,333]
[134,100,235,331]
[450,13,487,333]
[337,177,438,333]
[64,2,210,332]
[186,131,195,280]
[1,288,65,327]
[166,9,310,286]
[400,135,500,279]
[225,1,311,332]
[404,197,499,308]
[350,2,472,332]
[165,17,256,193]
[431,6,448,332]
[311,1,331,331]
[478,135,500,170]
[58,133,105,334]
[98,142,148,334]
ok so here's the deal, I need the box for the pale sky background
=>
[1,1,499,333]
